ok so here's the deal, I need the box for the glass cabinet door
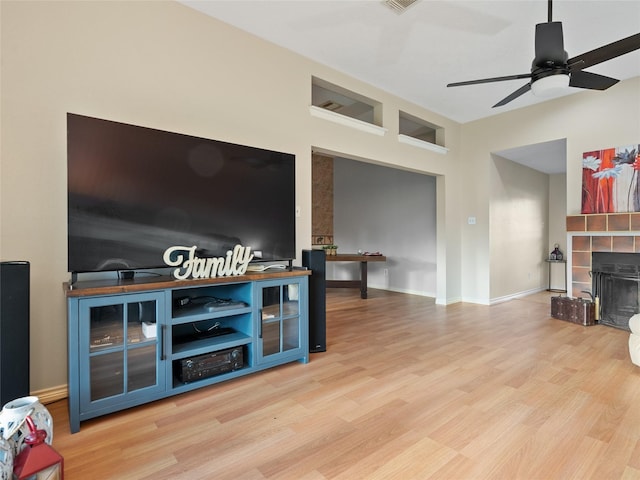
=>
[80,293,164,408]
[259,281,301,361]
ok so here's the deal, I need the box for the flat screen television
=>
[67,113,296,274]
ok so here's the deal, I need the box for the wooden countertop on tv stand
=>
[325,254,386,262]
[64,268,311,298]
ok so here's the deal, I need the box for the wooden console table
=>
[326,254,386,299]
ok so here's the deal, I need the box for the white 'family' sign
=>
[163,245,254,280]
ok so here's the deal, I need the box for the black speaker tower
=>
[0,261,30,405]
[302,250,326,352]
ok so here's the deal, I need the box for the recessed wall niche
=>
[398,111,447,154]
[311,77,382,127]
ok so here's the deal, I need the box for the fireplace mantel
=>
[567,213,640,233]
[567,213,640,298]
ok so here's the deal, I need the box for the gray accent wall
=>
[331,157,437,297]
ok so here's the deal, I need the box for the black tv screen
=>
[67,113,296,274]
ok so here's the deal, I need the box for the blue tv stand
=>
[65,269,309,433]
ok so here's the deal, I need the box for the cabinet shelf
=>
[171,331,252,359]
[172,305,252,324]
[171,283,252,320]
[89,337,157,354]
[261,301,299,320]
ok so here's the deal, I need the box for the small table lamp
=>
[12,416,63,480]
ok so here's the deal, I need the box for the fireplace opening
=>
[592,252,640,331]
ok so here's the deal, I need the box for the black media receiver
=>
[176,347,244,383]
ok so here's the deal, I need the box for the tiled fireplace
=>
[591,252,640,330]
[567,214,640,327]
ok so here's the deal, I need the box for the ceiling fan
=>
[447,0,640,107]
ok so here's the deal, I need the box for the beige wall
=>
[461,77,640,303]
[549,173,568,253]
[0,1,463,394]
[489,156,549,300]
[548,173,568,291]
[546,173,569,276]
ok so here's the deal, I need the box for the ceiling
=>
[180,0,639,174]
[495,138,566,174]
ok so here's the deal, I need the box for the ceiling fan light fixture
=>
[531,74,570,97]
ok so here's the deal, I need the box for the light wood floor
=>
[47,289,640,479]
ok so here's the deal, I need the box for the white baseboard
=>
[489,287,546,305]
[461,287,546,305]
[32,385,68,405]
[369,284,437,299]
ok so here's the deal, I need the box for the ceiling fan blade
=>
[570,71,619,90]
[569,33,640,71]
[493,83,532,107]
[534,22,566,65]
[447,73,531,88]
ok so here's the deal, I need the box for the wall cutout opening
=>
[312,77,381,127]
[399,111,444,147]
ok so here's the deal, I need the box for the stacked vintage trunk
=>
[550,296,597,326]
